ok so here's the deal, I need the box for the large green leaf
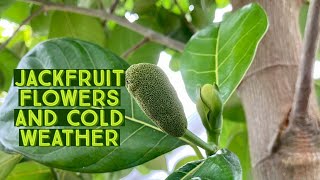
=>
[0,151,22,179]
[166,149,242,180]
[6,161,53,180]
[0,38,185,172]
[0,49,19,91]
[49,12,106,47]
[180,3,268,103]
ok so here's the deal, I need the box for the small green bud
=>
[196,84,223,144]
[126,63,187,137]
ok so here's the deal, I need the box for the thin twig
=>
[121,37,149,58]
[290,0,320,122]
[100,0,119,25]
[98,0,107,26]
[109,0,120,14]
[21,0,185,52]
[0,6,44,51]
[50,168,58,180]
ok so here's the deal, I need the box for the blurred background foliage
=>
[0,0,317,179]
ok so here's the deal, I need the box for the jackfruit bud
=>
[196,84,223,144]
[126,63,187,137]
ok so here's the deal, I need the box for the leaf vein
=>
[185,69,215,74]
[218,21,263,69]
[219,38,258,87]
[218,9,255,53]
[186,50,216,57]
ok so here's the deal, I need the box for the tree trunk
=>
[233,0,320,179]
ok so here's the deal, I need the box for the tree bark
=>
[233,0,320,179]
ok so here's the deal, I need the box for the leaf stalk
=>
[183,129,218,155]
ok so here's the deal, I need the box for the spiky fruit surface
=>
[126,63,187,137]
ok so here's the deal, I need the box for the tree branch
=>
[0,6,44,51]
[21,0,185,52]
[290,0,320,122]
[121,37,149,58]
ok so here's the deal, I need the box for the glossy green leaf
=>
[49,12,106,47]
[0,151,22,179]
[0,49,19,91]
[180,3,268,103]
[107,25,163,64]
[166,149,242,180]
[0,38,185,172]
[1,1,30,23]
[6,161,53,180]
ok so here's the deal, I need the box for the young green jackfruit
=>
[126,63,187,137]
